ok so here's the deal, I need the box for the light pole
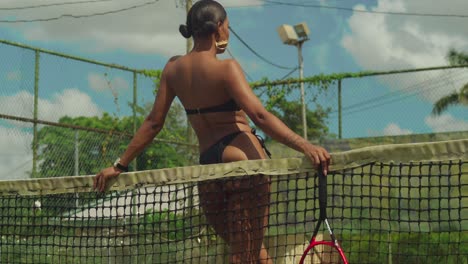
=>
[277,22,311,140]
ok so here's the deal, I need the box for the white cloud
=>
[0,89,102,122]
[382,123,412,136]
[0,91,34,118]
[6,71,21,81]
[341,0,468,103]
[0,89,102,180]
[367,122,413,137]
[367,114,468,137]
[1,0,187,56]
[342,0,468,70]
[88,73,129,94]
[0,126,33,180]
[2,0,264,57]
[43,89,102,120]
[379,68,468,103]
[222,0,265,8]
[425,114,468,133]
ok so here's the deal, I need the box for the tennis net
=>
[0,139,466,263]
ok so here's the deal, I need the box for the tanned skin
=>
[94,18,330,264]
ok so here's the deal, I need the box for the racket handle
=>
[318,168,327,218]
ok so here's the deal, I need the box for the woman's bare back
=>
[166,53,266,160]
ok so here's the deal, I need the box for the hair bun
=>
[201,21,217,35]
[179,24,191,38]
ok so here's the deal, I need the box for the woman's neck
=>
[192,36,217,56]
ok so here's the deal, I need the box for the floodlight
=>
[277,24,299,45]
[294,22,310,39]
[276,21,311,140]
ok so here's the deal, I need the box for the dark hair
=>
[179,0,227,39]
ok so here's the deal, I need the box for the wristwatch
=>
[113,158,129,172]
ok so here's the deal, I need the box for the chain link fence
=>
[253,65,468,154]
[334,67,468,138]
[0,40,196,180]
[1,39,467,179]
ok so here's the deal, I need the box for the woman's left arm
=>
[94,59,176,192]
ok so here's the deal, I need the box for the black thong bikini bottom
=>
[199,129,271,165]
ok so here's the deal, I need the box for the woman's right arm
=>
[223,60,330,174]
[93,58,177,192]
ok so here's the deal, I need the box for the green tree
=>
[432,49,468,115]
[260,83,332,140]
[35,101,191,178]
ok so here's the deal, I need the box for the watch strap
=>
[113,158,129,172]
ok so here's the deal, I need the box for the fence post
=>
[32,50,40,178]
[338,79,342,139]
[132,71,138,171]
[74,129,79,176]
[74,129,80,208]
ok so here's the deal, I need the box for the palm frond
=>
[460,83,468,105]
[431,92,460,116]
[447,49,468,65]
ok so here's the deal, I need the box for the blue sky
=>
[0,0,467,179]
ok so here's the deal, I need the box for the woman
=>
[94,1,330,263]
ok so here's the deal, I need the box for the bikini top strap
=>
[185,99,240,115]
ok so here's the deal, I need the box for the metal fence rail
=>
[252,65,468,140]
[1,39,467,180]
[0,39,194,180]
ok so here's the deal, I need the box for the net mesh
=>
[0,140,467,263]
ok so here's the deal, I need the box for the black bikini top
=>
[185,99,241,115]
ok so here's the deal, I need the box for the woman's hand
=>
[302,143,331,176]
[93,167,122,192]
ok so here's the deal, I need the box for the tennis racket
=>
[299,169,348,264]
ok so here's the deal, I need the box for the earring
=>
[215,40,228,51]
